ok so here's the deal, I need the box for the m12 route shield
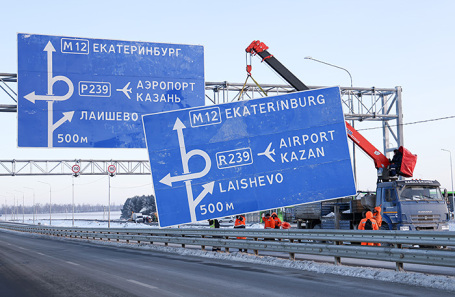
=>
[17,33,204,148]
[143,87,356,227]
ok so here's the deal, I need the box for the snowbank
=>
[64,236,455,292]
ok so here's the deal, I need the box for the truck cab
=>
[376,180,450,231]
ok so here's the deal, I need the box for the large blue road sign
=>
[143,87,356,227]
[17,33,204,148]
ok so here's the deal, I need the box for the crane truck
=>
[245,41,450,231]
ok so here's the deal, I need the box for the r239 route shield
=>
[143,87,356,227]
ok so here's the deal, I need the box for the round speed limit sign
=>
[72,164,81,174]
[108,165,116,174]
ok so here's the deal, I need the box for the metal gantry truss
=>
[0,73,17,112]
[0,75,403,175]
[0,160,151,176]
[205,81,403,155]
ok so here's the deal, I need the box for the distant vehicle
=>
[219,216,234,223]
[131,213,144,223]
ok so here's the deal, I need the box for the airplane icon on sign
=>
[257,142,275,162]
[116,82,132,99]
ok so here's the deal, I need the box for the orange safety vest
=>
[234,215,246,239]
[271,213,281,228]
[262,216,275,229]
[373,206,382,228]
[235,216,245,227]
[358,211,380,246]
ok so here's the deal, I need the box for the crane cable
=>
[238,53,268,100]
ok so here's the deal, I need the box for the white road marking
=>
[66,261,80,266]
[127,279,158,289]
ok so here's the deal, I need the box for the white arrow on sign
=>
[193,181,215,207]
[24,88,73,103]
[159,117,215,223]
[51,111,75,131]
[185,180,215,223]
[23,40,75,147]
[45,41,55,95]
[173,118,189,173]
[24,41,74,103]
[159,156,211,186]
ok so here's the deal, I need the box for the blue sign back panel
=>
[17,33,204,148]
[143,87,356,227]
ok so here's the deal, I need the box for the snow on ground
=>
[29,218,455,231]
[31,219,155,229]
[24,217,264,229]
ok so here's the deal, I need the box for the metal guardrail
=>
[1,222,454,271]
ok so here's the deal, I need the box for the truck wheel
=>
[380,224,389,231]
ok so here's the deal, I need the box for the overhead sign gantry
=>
[143,87,357,227]
[17,33,205,148]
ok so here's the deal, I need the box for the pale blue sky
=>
[1,0,454,205]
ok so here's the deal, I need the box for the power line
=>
[111,183,152,189]
[357,115,455,131]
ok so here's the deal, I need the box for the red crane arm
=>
[345,121,390,169]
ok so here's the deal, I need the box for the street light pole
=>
[0,196,6,221]
[441,149,454,203]
[14,190,25,223]
[304,56,356,186]
[38,181,52,225]
[304,56,353,87]
[6,192,15,221]
[24,187,36,224]
[108,174,111,228]
[71,174,80,227]
[72,175,75,227]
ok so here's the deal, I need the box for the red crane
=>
[245,40,416,179]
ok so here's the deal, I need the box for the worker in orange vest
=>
[373,206,382,228]
[271,212,282,229]
[234,215,247,252]
[262,213,275,241]
[235,214,246,228]
[358,211,379,246]
[262,213,275,229]
[372,206,382,246]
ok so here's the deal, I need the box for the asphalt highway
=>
[0,230,453,297]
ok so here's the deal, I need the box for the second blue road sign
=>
[17,33,205,148]
[143,87,356,227]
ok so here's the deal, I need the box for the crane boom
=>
[246,41,310,91]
